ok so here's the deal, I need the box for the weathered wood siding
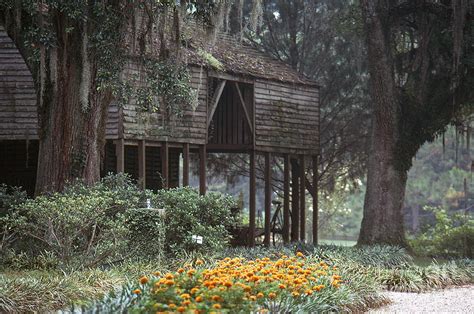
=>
[0,26,38,140]
[122,62,207,144]
[254,79,319,154]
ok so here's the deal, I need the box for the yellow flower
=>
[181,293,191,299]
[292,291,300,298]
[190,287,199,294]
[196,259,204,266]
[133,289,141,294]
[296,252,304,257]
[139,276,149,285]
[249,295,257,301]
[168,303,177,309]
[256,292,264,299]
[305,289,313,295]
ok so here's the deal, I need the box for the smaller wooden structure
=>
[0,24,320,245]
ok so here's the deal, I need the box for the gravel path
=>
[370,286,474,313]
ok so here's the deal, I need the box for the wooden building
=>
[0,24,320,245]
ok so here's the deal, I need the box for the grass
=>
[0,246,472,313]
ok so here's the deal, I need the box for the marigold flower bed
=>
[129,252,343,313]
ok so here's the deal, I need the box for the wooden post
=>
[312,155,319,245]
[248,150,256,247]
[299,155,306,242]
[138,140,146,189]
[161,142,169,189]
[283,154,290,244]
[290,158,300,242]
[183,143,190,187]
[264,152,271,247]
[116,138,124,173]
[199,145,206,195]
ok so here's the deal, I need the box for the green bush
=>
[0,184,28,252]
[151,187,236,256]
[1,174,147,268]
[410,206,474,258]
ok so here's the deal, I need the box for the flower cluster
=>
[130,252,342,313]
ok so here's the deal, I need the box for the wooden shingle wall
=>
[0,26,38,140]
[121,61,208,144]
[254,79,319,155]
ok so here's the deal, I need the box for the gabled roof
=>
[182,26,318,87]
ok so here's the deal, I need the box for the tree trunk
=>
[34,13,110,194]
[357,0,407,246]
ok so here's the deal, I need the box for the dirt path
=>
[370,286,474,313]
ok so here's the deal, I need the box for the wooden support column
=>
[312,155,319,245]
[264,152,272,247]
[138,140,146,189]
[299,155,306,242]
[116,138,124,173]
[283,155,290,244]
[161,142,169,189]
[248,151,256,247]
[183,143,190,187]
[199,145,206,195]
[290,158,300,242]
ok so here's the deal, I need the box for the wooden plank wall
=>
[0,26,38,140]
[208,82,252,145]
[122,61,208,144]
[254,79,319,154]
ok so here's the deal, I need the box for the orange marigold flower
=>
[177,306,186,312]
[133,289,141,294]
[165,273,174,280]
[139,276,149,284]
[296,252,304,257]
[256,292,264,298]
[165,280,175,286]
[177,268,185,274]
[196,259,204,266]
[305,289,313,296]
[181,293,191,299]
[187,269,196,276]
[153,271,161,276]
[195,296,203,303]
[211,295,221,302]
[190,287,199,294]
[168,303,177,309]
[249,296,257,301]
[268,292,277,299]
[182,300,191,306]
[292,291,300,298]
[224,281,233,287]
[278,284,286,289]
[213,304,222,309]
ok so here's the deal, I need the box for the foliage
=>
[0,174,146,268]
[0,184,27,251]
[410,206,474,258]
[151,188,237,257]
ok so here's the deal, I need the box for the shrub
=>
[1,174,146,268]
[151,187,236,256]
[0,184,28,252]
[410,206,474,258]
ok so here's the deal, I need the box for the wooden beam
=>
[312,155,319,245]
[207,80,226,128]
[299,155,306,242]
[248,151,256,247]
[116,138,124,173]
[264,152,272,247]
[161,142,169,189]
[290,158,299,242]
[283,154,290,244]
[183,143,190,187]
[234,82,254,134]
[208,70,255,84]
[138,140,146,189]
[199,145,206,195]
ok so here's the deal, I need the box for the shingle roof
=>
[182,26,318,86]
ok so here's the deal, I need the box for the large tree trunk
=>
[34,13,110,194]
[357,0,407,246]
